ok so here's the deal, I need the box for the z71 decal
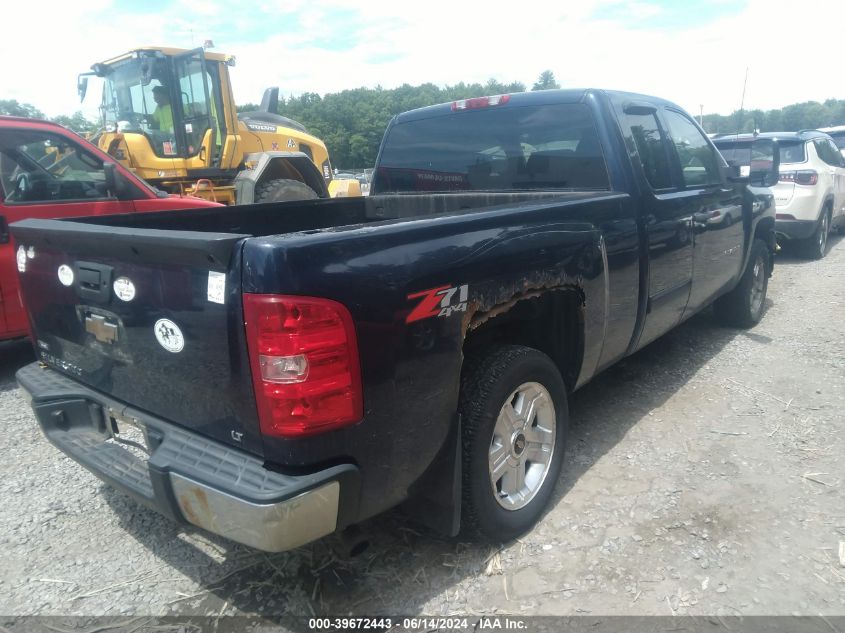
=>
[406,284,469,323]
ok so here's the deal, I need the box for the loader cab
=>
[81,46,344,204]
[91,48,231,168]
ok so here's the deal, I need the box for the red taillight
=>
[243,294,363,438]
[451,94,511,111]
[779,170,818,185]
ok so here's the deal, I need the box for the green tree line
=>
[0,99,97,134]
[702,99,845,136]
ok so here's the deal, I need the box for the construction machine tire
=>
[254,178,319,203]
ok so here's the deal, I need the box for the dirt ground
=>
[0,236,843,619]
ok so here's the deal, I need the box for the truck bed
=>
[67,191,610,236]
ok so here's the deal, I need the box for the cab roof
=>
[393,89,680,124]
[97,47,233,66]
[0,115,67,129]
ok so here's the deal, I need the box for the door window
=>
[663,110,722,187]
[626,112,673,190]
[174,54,216,157]
[0,130,113,204]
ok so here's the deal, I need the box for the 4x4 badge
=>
[406,284,469,323]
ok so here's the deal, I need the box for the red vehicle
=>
[0,116,220,341]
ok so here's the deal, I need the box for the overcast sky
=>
[3,0,844,121]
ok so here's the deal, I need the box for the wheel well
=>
[461,289,584,393]
[754,215,776,259]
[256,155,325,193]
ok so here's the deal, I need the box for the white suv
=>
[714,131,845,259]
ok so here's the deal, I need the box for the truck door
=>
[622,106,694,349]
[660,108,745,315]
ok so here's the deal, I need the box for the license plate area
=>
[104,409,151,463]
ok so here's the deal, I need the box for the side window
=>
[0,131,111,204]
[625,112,673,190]
[816,139,843,167]
[663,110,722,187]
[830,140,845,167]
[813,140,829,165]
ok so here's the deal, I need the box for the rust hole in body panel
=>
[463,276,585,337]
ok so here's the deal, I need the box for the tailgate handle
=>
[74,261,113,303]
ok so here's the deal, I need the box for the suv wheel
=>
[802,207,830,260]
[459,345,567,541]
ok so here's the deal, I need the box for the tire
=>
[459,345,567,541]
[713,238,770,328]
[254,178,318,203]
[800,206,830,260]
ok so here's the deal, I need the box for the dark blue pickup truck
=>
[12,89,778,552]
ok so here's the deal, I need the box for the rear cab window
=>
[376,103,610,193]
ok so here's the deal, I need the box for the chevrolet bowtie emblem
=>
[85,314,118,344]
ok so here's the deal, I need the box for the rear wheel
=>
[714,238,769,328]
[254,178,319,203]
[459,345,567,541]
[801,207,830,260]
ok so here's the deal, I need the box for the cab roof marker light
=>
[451,94,511,111]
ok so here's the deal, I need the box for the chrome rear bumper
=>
[17,362,359,552]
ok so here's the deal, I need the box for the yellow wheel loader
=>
[78,47,360,204]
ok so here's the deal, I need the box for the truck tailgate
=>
[11,219,264,457]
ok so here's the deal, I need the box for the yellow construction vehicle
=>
[77,46,359,204]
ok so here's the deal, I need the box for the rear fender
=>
[234,151,330,203]
[404,232,605,537]
[460,234,606,391]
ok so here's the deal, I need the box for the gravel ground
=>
[1,235,843,618]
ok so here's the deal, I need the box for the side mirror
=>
[77,76,89,102]
[0,215,8,245]
[748,138,779,187]
[103,162,125,198]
